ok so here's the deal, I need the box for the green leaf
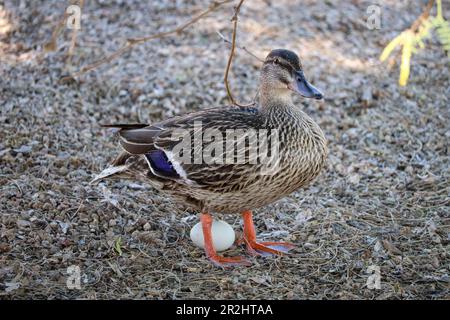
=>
[379,0,449,86]
[431,2,450,57]
[435,21,450,54]
[114,237,123,256]
[417,39,425,49]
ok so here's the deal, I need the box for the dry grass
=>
[0,0,449,299]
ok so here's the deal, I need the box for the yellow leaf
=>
[417,40,425,49]
[380,33,405,62]
[43,40,57,52]
[399,31,414,86]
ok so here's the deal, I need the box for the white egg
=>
[190,219,235,252]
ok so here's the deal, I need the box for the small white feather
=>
[90,164,130,184]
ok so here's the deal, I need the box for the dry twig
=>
[69,0,234,78]
[216,31,264,62]
[43,10,69,52]
[223,0,256,107]
[410,0,435,32]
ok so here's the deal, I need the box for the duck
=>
[94,49,327,267]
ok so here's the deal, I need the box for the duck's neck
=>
[259,86,294,112]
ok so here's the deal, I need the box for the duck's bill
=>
[288,71,323,100]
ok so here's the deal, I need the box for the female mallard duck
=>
[95,49,327,266]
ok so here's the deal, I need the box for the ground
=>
[0,0,449,299]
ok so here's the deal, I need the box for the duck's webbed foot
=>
[200,213,251,267]
[244,240,295,256]
[241,210,295,256]
[207,254,251,267]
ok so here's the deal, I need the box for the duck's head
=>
[260,49,323,103]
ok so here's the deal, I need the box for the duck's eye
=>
[273,58,279,65]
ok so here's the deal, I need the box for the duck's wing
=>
[108,106,268,190]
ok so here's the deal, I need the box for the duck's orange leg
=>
[200,213,250,267]
[242,210,295,256]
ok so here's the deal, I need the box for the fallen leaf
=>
[382,239,402,255]
[5,282,20,293]
[114,237,123,256]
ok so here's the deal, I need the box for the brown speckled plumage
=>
[96,49,328,214]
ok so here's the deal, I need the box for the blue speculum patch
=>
[145,150,179,178]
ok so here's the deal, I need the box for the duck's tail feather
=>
[90,151,135,184]
[90,164,132,184]
[100,124,149,129]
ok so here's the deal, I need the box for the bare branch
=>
[410,0,435,32]
[43,10,69,52]
[216,31,264,62]
[223,0,255,107]
[70,0,234,78]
